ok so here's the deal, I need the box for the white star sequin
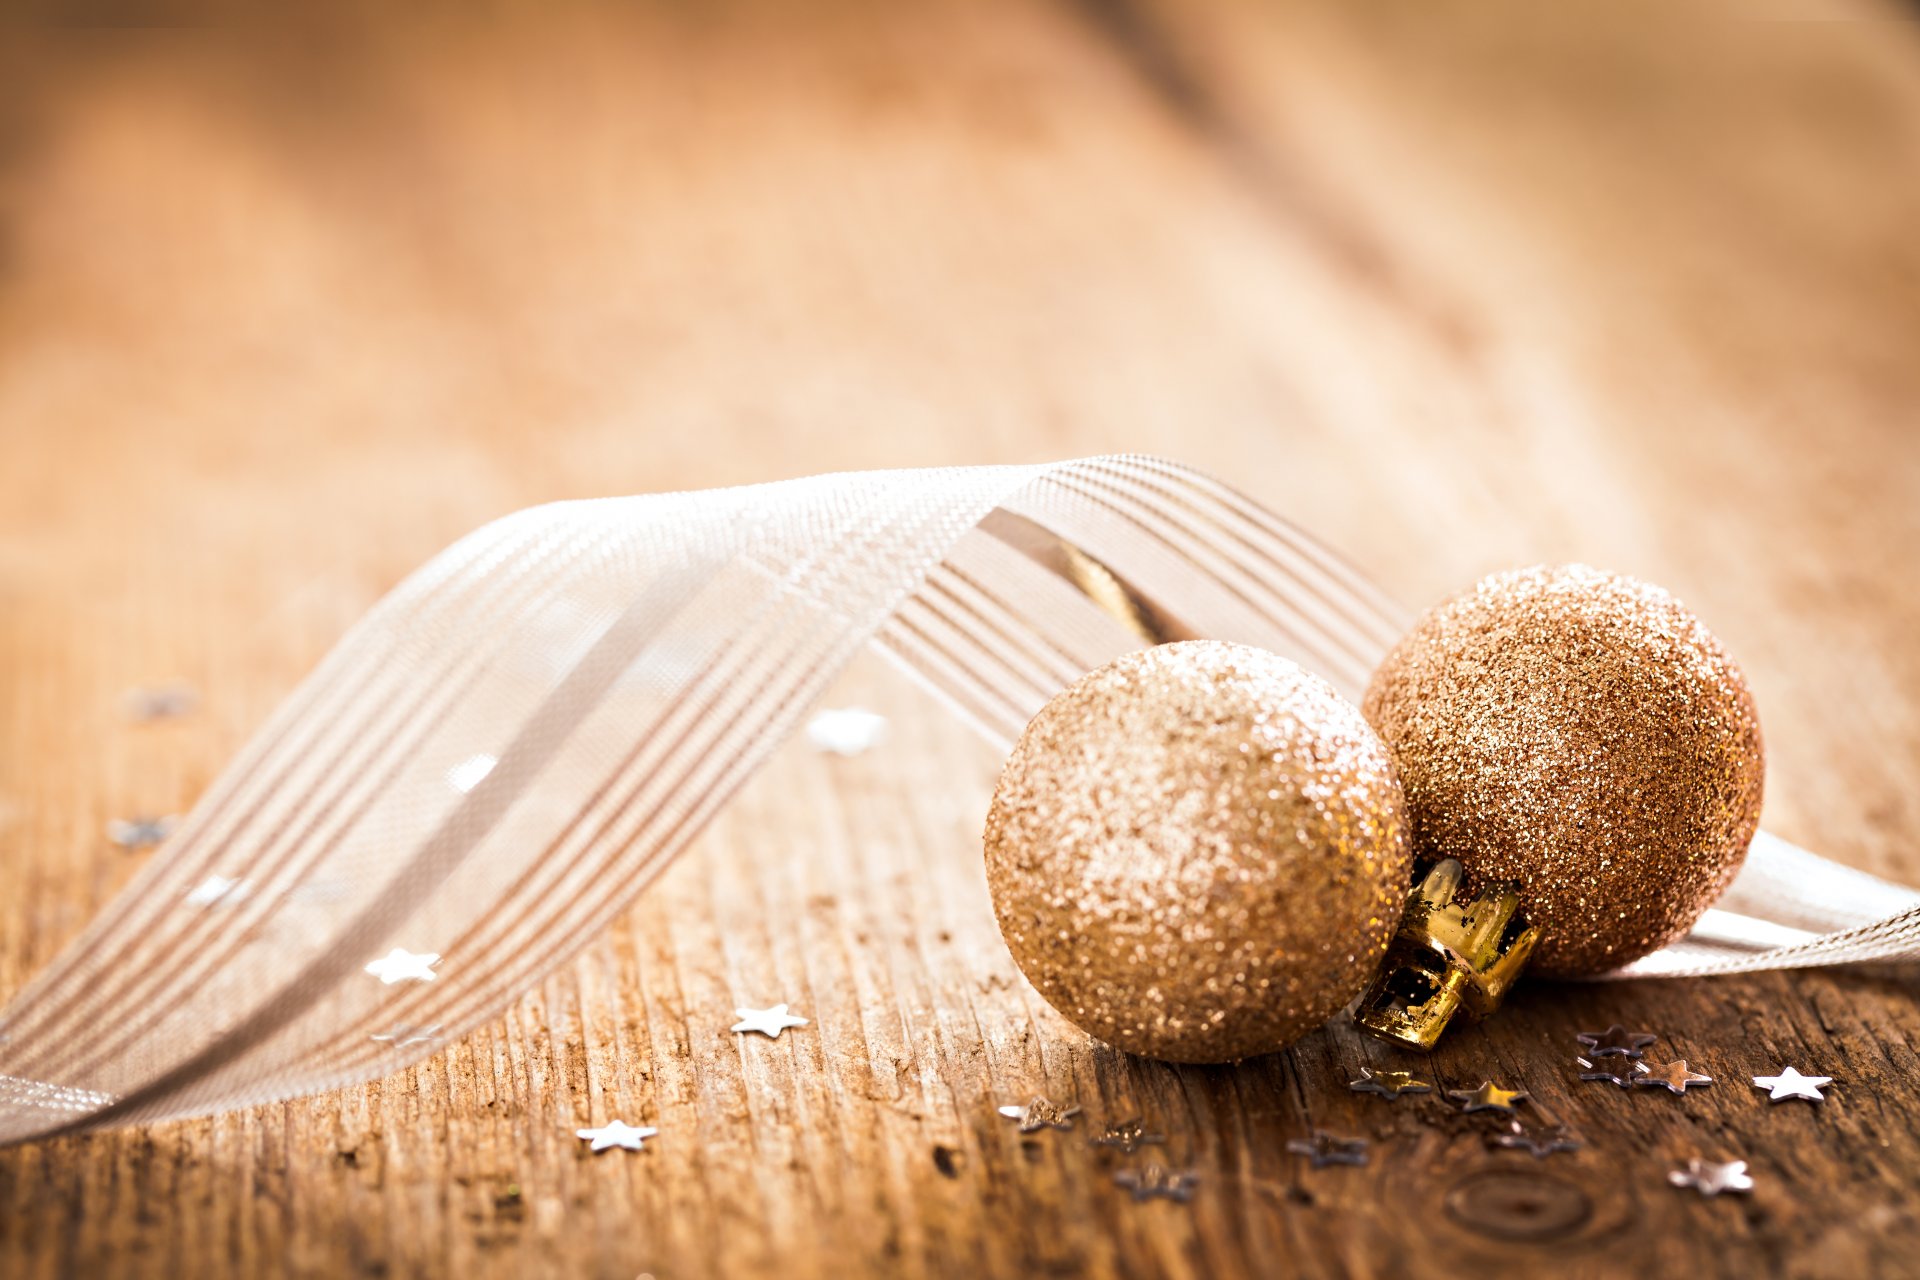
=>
[108,816,177,848]
[1669,1158,1754,1197]
[576,1120,658,1152]
[1753,1066,1831,1102]
[184,875,251,907]
[365,948,440,984]
[731,1003,808,1038]
[804,708,888,757]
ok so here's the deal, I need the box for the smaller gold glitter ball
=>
[983,641,1412,1063]
[1363,565,1765,978]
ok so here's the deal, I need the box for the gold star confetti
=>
[1448,1081,1527,1113]
[1349,1067,1432,1100]
[998,1097,1080,1133]
[1091,1118,1165,1154]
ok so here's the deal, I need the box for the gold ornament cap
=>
[1363,564,1764,978]
[985,641,1412,1063]
[1353,859,1539,1051]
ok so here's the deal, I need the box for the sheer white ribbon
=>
[2,456,1913,1143]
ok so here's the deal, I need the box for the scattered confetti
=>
[1114,1163,1198,1203]
[1348,1067,1432,1100]
[731,1004,808,1039]
[1286,1131,1369,1168]
[1488,1119,1582,1159]
[1576,1056,1638,1088]
[998,1097,1080,1133]
[365,949,441,984]
[1669,1158,1753,1197]
[108,816,177,849]
[1635,1059,1714,1095]
[123,683,198,722]
[576,1120,659,1153]
[1447,1081,1528,1114]
[805,708,889,757]
[1576,1025,1657,1058]
[1091,1118,1165,1154]
[1752,1067,1830,1103]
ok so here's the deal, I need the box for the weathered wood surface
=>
[3,2,1920,1276]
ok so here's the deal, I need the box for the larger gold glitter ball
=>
[983,641,1412,1063]
[1363,565,1764,978]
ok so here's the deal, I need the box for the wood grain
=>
[3,2,1920,1276]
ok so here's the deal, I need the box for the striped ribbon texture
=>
[2,456,1914,1143]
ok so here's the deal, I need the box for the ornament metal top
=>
[1354,858,1539,1051]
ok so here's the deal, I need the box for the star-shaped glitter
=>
[1752,1066,1831,1103]
[805,708,889,756]
[108,816,177,848]
[1669,1158,1753,1197]
[1635,1059,1714,1095]
[998,1096,1081,1133]
[184,875,251,907]
[576,1120,659,1153]
[731,1003,808,1039]
[1576,1025,1658,1058]
[123,683,198,721]
[1448,1081,1528,1113]
[1285,1131,1369,1168]
[1113,1163,1198,1203]
[1091,1117,1165,1154]
[370,1024,443,1048]
[1488,1118,1582,1159]
[1349,1067,1432,1101]
[1576,1055,1638,1088]
[364,948,440,984]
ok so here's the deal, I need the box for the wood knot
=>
[1443,1169,1592,1243]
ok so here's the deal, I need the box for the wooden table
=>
[4,3,1919,1276]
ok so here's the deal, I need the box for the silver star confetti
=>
[1091,1118,1165,1154]
[1286,1131,1369,1168]
[184,875,251,908]
[370,1024,443,1048]
[123,683,198,722]
[731,1003,808,1039]
[1489,1118,1582,1159]
[805,708,889,757]
[108,816,177,848]
[1576,1055,1638,1088]
[1635,1059,1714,1095]
[1669,1158,1753,1197]
[1576,1025,1657,1058]
[576,1120,659,1153]
[1114,1163,1198,1203]
[998,1097,1080,1133]
[1447,1081,1528,1113]
[364,948,440,984]
[1752,1066,1831,1103]
[1349,1067,1432,1101]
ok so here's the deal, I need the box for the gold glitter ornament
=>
[1363,564,1764,978]
[983,641,1412,1063]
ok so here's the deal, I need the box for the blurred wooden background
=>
[3,2,1920,1276]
